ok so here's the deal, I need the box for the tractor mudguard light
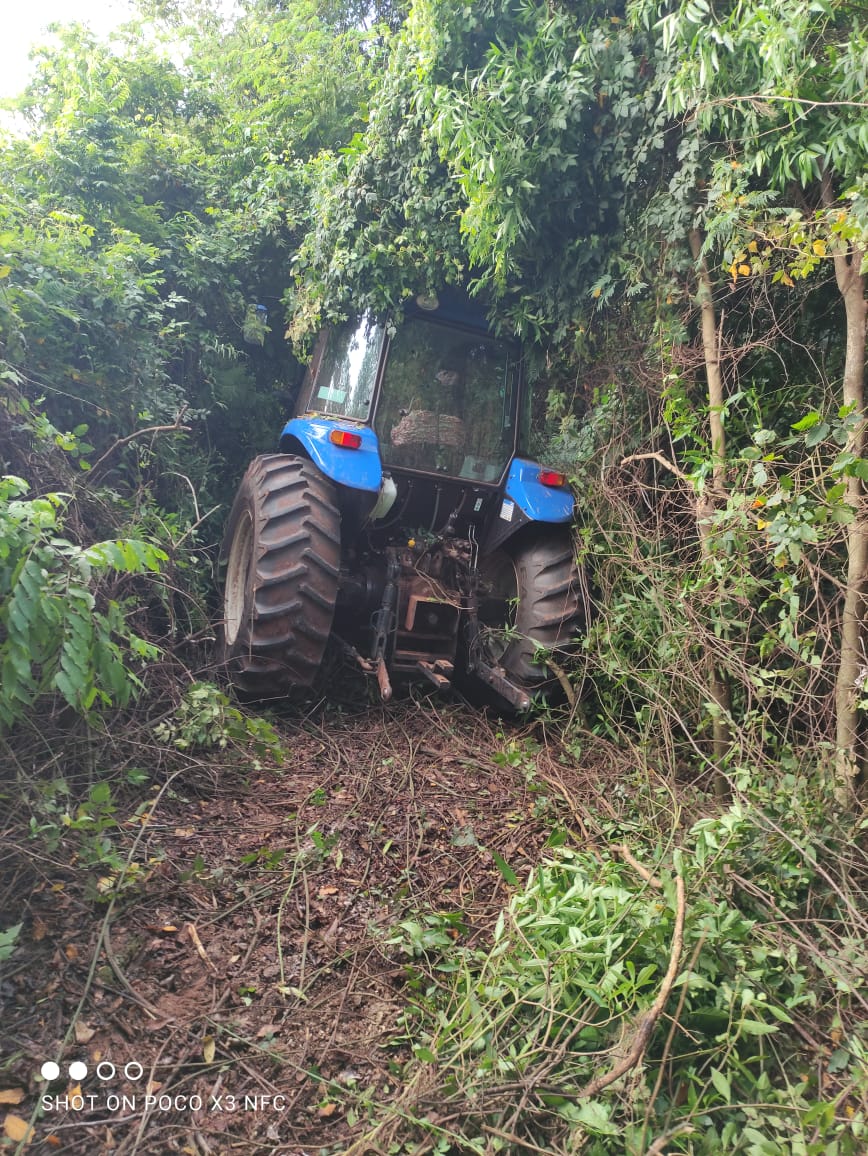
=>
[279,417,382,492]
[504,458,574,523]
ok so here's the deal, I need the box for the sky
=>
[0,1,135,99]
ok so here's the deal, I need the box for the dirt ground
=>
[1,697,609,1155]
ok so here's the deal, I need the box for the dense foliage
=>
[1,0,866,1152]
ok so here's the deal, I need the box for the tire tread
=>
[220,454,341,697]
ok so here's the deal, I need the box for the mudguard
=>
[279,418,383,493]
[503,458,574,523]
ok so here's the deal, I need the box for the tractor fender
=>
[279,418,383,493]
[503,458,574,523]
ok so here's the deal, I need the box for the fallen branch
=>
[185,921,217,974]
[482,1124,556,1154]
[640,931,707,1151]
[619,452,690,484]
[619,843,663,889]
[575,851,686,1100]
[645,1123,696,1155]
[545,656,576,706]
[620,451,728,504]
[88,406,191,480]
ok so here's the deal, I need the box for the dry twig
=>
[575,849,686,1100]
[88,406,191,480]
[620,451,690,484]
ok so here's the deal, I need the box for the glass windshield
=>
[303,315,385,421]
[375,317,519,480]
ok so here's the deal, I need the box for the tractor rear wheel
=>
[220,454,341,699]
[478,529,584,694]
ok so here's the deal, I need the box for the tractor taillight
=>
[538,469,566,487]
[329,429,362,449]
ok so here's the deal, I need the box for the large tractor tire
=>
[478,528,585,694]
[220,454,341,699]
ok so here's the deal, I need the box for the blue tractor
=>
[220,293,584,711]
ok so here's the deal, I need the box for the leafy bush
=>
[381,783,867,1154]
[153,681,283,764]
[0,476,165,728]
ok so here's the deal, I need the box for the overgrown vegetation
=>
[357,768,868,1153]
[2,0,867,1152]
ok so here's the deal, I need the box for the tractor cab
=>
[301,305,520,482]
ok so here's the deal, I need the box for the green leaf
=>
[0,922,22,961]
[710,1067,731,1101]
[791,412,821,431]
[739,1018,778,1036]
[489,849,519,886]
[830,504,856,524]
[572,1100,619,1135]
[53,670,79,706]
[89,782,112,805]
[764,1004,793,1023]
[804,421,830,448]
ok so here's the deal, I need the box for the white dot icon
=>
[69,1061,88,1081]
[41,1061,60,1081]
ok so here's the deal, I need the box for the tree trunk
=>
[821,177,868,804]
[689,228,732,794]
[689,229,727,489]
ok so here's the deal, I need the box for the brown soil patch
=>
[1,699,609,1155]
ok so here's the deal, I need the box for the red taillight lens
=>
[329,429,362,449]
[538,469,566,487]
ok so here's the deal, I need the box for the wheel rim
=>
[477,551,519,663]
[224,510,254,646]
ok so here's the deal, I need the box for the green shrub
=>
[0,475,165,728]
[384,787,867,1154]
[153,681,283,764]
